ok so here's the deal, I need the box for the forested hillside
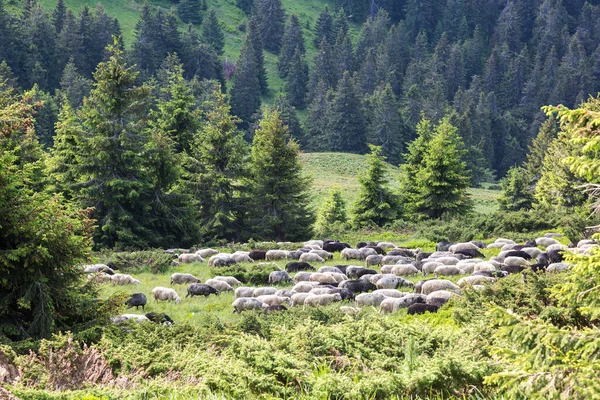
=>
[2,0,600,181]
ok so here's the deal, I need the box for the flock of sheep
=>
[82,234,596,324]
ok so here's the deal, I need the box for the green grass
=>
[300,152,501,214]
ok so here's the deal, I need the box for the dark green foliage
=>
[58,60,91,108]
[179,26,224,84]
[236,0,253,14]
[524,117,559,183]
[177,0,203,25]
[230,34,261,128]
[316,188,347,233]
[278,14,305,77]
[352,145,400,227]
[99,250,174,274]
[326,71,367,154]
[498,166,534,211]
[201,9,224,55]
[283,47,308,109]
[313,5,332,46]
[304,79,330,151]
[247,17,268,94]
[210,264,273,285]
[52,0,66,33]
[29,85,58,147]
[249,110,314,241]
[272,95,303,141]
[254,0,285,53]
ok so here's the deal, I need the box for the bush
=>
[98,250,174,274]
[210,263,276,285]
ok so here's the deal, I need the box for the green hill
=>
[300,152,501,214]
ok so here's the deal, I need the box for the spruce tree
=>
[236,0,253,15]
[284,46,308,108]
[313,5,332,46]
[202,9,224,55]
[400,116,434,209]
[278,14,305,77]
[254,0,285,53]
[247,16,268,94]
[178,0,203,25]
[326,71,367,153]
[249,109,314,241]
[52,0,66,33]
[58,59,91,108]
[304,79,331,151]
[273,94,303,141]
[315,187,347,234]
[230,35,261,128]
[524,117,558,183]
[183,89,249,241]
[411,116,472,219]
[498,166,534,211]
[352,145,400,227]
[307,38,337,97]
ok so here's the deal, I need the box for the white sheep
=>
[355,292,387,307]
[449,242,479,253]
[535,237,561,248]
[340,306,360,314]
[376,276,405,290]
[426,290,457,305]
[377,242,396,249]
[308,273,337,284]
[382,255,407,265]
[373,289,406,298]
[232,298,268,313]
[178,253,206,264]
[434,265,461,276]
[473,262,497,272]
[380,295,426,313]
[310,249,333,260]
[293,272,312,283]
[195,248,219,258]
[110,274,140,285]
[300,253,325,263]
[457,275,496,288]
[504,257,529,268]
[266,250,291,260]
[304,293,342,307]
[304,240,324,248]
[292,282,319,293]
[435,256,460,265]
[256,295,291,306]
[521,247,543,258]
[359,247,378,257]
[232,253,254,263]
[546,244,568,252]
[83,264,113,274]
[269,270,293,284]
[577,239,596,248]
[170,273,201,285]
[213,276,242,287]
[205,279,233,292]
[365,255,383,267]
[253,287,278,297]
[318,266,343,274]
[291,292,315,306]
[547,262,570,272]
[152,287,182,304]
[275,289,296,298]
[422,261,444,274]
[420,279,460,295]
[390,264,418,277]
[208,254,237,267]
[329,272,349,283]
[309,287,336,296]
[235,287,256,298]
[111,314,149,323]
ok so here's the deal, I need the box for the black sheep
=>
[407,303,440,315]
[501,264,526,274]
[504,250,532,260]
[264,305,288,314]
[125,293,147,310]
[388,249,414,257]
[417,252,433,261]
[333,265,348,274]
[323,241,351,252]
[436,241,453,252]
[455,248,485,258]
[548,250,564,263]
[186,283,219,298]
[537,252,550,266]
[470,241,486,249]
[356,241,377,249]
[355,268,377,278]
[286,262,315,272]
[145,312,174,324]
[365,245,387,255]
[339,279,376,294]
[473,270,508,278]
[249,250,267,261]
[524,239,537,248]
[330,288,355,300]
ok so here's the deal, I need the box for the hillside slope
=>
[300,152,500,214]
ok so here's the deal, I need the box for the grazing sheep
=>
[434,265,461,276]
[310,249,333,260]
[232,298,268,313]
[309,273,338,284]
[414,278,435,294]
[504,256,530,268]
[318,266,343,274]
[365,255,383,267]
[473,262,497,272]
[486,242,506,249]
[253,287,278,297]
[269,270,294,284]
[472,270,508,278]
[454,248,486,258]
[577,239,597,248]
[329,272,349,283]
[536,237,561,248]
[111,314,149,323]
[521,247,543,258]
[213,276,242,287]
[205,279,233,292]
[429,251,454,259]
[256,295,291,306]
[420,280,460,295]
[548,250,565,263]
[170,273,201,285]
[292,282,319,293]
[449,242,479,253]
[235,287,256,298]
[436,241,452,252]
[373,289,406,298]
[340,306,360,314]
[356,292,388,307]
[435,257,460,265]
[186,283,219,298]
[145,312,174,325]
[547,262,570,272]
[304,240,324,248]
[195,248,219,258]
[359,247,378,258]
[380,295,427,313]
[304,293,342,307]
[208,254,237,267]
[299,253,325,263]
[376,276,408,290]
[380,264,395,274]
[309,287,336,296]
[264,305,288,314]
[502,250,532,260]
[294,272,312,283]
[355,268,378,278]
[84,264,115,275]
[339,279,377,294]
[426,290,456,306]
[500,264,526,274]
[291,292,315,306]
[286,262,315,272]
[232,253,254,263]
[382,255,408,265]
[88,272,112,283]
[178,254,206,264]
[346,266,367,278]
[341,248,365,261]
[457,275,496,288]
[249,250,267,260]
[323,241,351,252]
[407,303,440,315]
[110,274,140,285]
[266,250,290,261]
[275,289,297,298]
[377,242,396,249]
[152,287,182,304]
[391,264,420,276]
[125,293,147,310]
[422,261,444,274]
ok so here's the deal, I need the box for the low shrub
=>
[98,250,173,274]
[210,263,276,285]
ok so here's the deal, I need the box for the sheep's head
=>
[175,297,182,304]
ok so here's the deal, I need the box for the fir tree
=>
[352,145,400,227]
[183,89,249,241]
[284,46,308,109]
[230,35,261,128]
[400,116,433,208]
[498,166,534,211]
[410,116,472,219]
[307,38,337,97]
[315,187,347,234]
[313,5,333,46]
[236,0,253,15]
[278,14,305,77]
[304,79,331,151]
[249,109,314,241]
[58,59,91,108]
[52,0,66,33]
[178,0,203,25]
[273,94,303,141]
[326,71,367,153]
[524,117,558,183]
[247,16,268,94]
[254,0,285,53]
[202,9,224,55]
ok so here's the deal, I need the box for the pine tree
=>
[52,0,66,33]
[178,0,203,25]
[254,0,285,53]
[307,38,337,97]
[249,109,314,241]
[58,59,91,108]
[352,145,400,227]
[183,89,249,241]
[326,71,367,153]
[230,35,261,128]
[273,94,303,141]
[315,187,347,234]
[247,16,268,94]
[400,116,433,207]
[366,83,407,165]
[410,116,472,219]
[313,5,333,46]
[202,9,224,55]
[497,166,534,211]
[524,117,559,183]
[284,46,308,108]
[236,0,253,15]
[278,14,305,77]
[304,79,331,151]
